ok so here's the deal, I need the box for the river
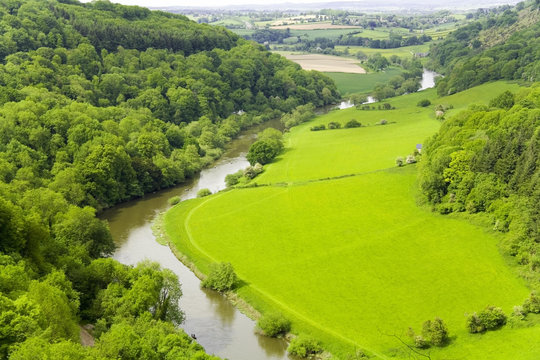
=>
[102,70,438,358]
[419,69,439,91]
[102,118,290,360]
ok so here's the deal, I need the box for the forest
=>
[429,1,540,94]
[0,0,339,358]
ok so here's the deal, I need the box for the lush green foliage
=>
[168,196,181,206]
[287,335,322,358]
[197,188,212,198]
[430,2,540,95]
[257,312,291,337]
[467,306,507,333]
[201,262,238,292]
[419,86,540,288]
[417,99,431,107]
[246,128,284,165]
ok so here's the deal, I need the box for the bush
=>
[257,312,291,337]
[467,306,507,333]
[345,119,361,128]
[225,170,243,187]
[422,318,449,346]
[406,155,417,164]
[247,139,280,165]
[310,124,326,131]
[467,313,484,333]
[523,292,540,314]
[287,335,322,358]
[327,121,341,129]
[489,90,514,109]
[197,188,212,198]
[244,163,263,179]
[201,262,237,292]
[414,335,428,349]
[417,99,431,107]
[168,196,181,206]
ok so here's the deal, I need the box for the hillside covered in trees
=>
[0,0,339,358]
[420,87,540,289]
[429,1,540,95]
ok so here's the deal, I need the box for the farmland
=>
[280,53,366,73]
[164,81,538,359]
[324,68,403,95]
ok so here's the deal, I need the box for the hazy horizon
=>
[81,0,522,10]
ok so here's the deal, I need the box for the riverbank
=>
[103,117,292,360]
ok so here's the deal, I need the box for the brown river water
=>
[101,118,292,360]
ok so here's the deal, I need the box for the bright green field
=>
[164,81,537,359]
[324,67,403,95]
[335,44,431,57]
[353,28,409,39]
[289,28,361,40]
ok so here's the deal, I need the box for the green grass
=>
[164,81,537,359]
[353,28,409,39]
[324,67,403,95]
[289,28,361,40]
[336,44,431,58]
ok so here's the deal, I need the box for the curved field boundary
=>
[181,180,391,360]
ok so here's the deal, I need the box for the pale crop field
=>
[164,81,537,359]
[271,22,362,30]
[281,53,366,73]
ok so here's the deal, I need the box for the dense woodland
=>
[429,1,540,94]
[0,0,339,358]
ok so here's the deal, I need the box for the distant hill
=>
[429,1,540,95]
[156,0,522,13]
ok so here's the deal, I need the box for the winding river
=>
[102,70,438,359]
[102,118,291,360]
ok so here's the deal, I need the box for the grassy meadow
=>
[335,44,431,57]
[164,81,537,359]
[325,67,403,95]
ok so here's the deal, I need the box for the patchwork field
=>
[164,81,537,359]
[281,53,366,73]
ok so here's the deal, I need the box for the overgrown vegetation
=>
[201,262,238,292]
[257,312,291,337]
[287,335,322,358]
